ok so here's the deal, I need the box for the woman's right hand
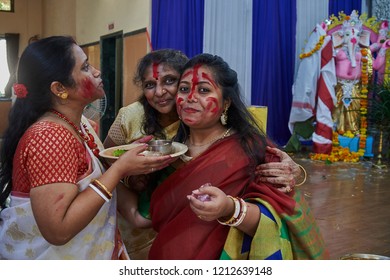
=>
[187,185,231,222]
[111,143,175,178]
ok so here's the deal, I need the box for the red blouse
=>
[12,121,90,194]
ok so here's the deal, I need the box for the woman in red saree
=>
[146,54,329,260]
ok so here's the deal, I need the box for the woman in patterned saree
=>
[0,36,173,259]
[104,49,189,259]
[144,53,329,259]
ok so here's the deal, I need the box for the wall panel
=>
[123,30,148,107]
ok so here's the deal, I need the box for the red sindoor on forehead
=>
[189,64,201,99]
[181,70,193,79]
[201,72,217,89]
[153,62,159,80]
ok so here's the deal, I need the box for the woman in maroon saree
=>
[146,54,328,260]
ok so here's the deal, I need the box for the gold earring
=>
[59,92,68,99]
[220,106,228,126]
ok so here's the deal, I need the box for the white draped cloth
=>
[289,24,336,154]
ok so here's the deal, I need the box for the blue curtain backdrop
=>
[328,0,362,16]
[151,0,204,58]
[251,0,297,146]
[151,0,364,147]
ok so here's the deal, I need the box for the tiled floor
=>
[293,153,390,259]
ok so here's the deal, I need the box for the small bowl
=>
[340,253,390,260]
[147,140,173,155]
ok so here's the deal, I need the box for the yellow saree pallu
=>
[221,191,328,260]
[107,102,179,259]
[108,101,180,145]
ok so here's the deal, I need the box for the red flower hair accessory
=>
[13,83,28,98]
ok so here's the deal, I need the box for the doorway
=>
[100,31,123,141]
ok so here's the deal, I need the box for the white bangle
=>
[231,196,241,219]
[230,198,248,227]
[89,183,109,203]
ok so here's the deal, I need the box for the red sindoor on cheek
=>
[176,96,184,116]
[177,70,193,116]
[205,97,220,114]
[201,72,220,115]
[81,78,95,99]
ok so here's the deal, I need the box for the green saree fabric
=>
[221,190,328,259]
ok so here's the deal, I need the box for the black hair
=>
[174,53,269,168]
[134,49,189,139]
[0,36,77,208]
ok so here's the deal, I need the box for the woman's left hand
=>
[255,146,300,193]
[187,184,233,222]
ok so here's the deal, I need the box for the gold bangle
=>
[295,164,307,186]
[217,196,239,225]
[92,179,113,198]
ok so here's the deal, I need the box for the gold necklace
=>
[188,127,232,147]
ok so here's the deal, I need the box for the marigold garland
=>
[309,147,361,163]
[309,133,363,163]
[299,35,326,59]
[359,48,369,152]
[385,46,390,82]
